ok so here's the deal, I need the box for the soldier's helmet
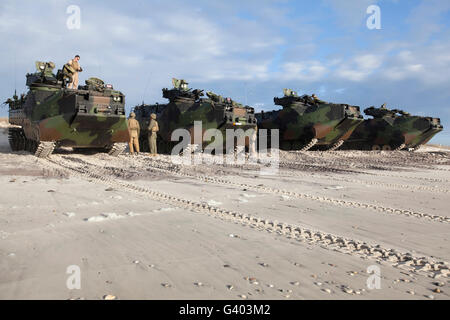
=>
[312,94,318,99]
[130,112,136,118]
[151,113,157,120]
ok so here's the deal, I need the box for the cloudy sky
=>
[1,0,449,144]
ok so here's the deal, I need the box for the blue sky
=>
[1,0,449,144]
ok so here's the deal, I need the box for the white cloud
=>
[380,41,450,84]
[0,0,284,106]
[335,54,383,81]
[280,60,328,81]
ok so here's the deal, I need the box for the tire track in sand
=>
[39,155,450,282]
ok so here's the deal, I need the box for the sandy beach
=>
[0,118,448,300]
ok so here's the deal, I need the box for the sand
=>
[0,121,449,300]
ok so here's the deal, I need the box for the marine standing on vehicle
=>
[6,60,130,158]
[148,113,159,156]
[64,55,83,89]
[128,112,140,155]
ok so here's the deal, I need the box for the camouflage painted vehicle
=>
[5,61,129,157]
[343,104,443,151]
[133,78,257,153]
[255,89,364,151]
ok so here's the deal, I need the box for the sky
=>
[1,0,449,144]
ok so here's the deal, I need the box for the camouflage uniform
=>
[65,58,82,89]
[127,112,140,154]
[148,113,158,155]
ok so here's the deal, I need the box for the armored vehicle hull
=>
[343,106,443,151]
[255,90,363,151]
[6,62,129,157]
[404,117,443,150]
[134,79,257,153]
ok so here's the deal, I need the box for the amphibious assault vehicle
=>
[5,61,129,157]
[255,89,364,151]
[133,78,257,153]
[343,104,443,151]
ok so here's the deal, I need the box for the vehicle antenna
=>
[14,54,17,95]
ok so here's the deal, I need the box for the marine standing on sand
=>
[64,55,83,89]
[148,113,159,156]
[127,112,140,155]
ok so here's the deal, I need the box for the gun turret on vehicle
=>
[162,78,205,102]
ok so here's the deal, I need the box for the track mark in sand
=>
[62,155,450,223]
[141,155,450,193]
[284,150,450,171]
[42,156,450,280]
[277,169,450,194]
[114,156,449,224]
[172,155,450,194]
[279,160,450,184]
